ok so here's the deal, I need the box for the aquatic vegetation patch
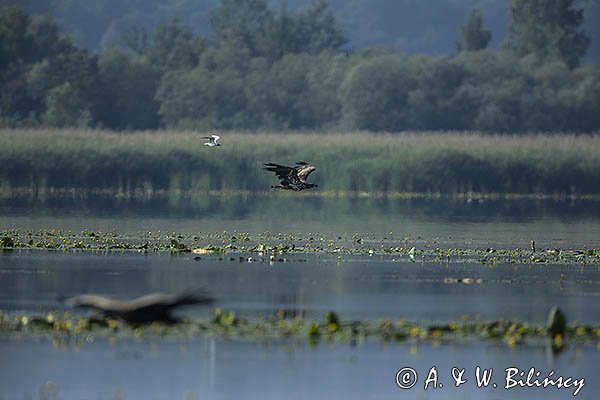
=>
[0,309,598,350]
[1,228,599,265]
[0,235,13,248]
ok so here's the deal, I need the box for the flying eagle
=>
[60,291,215,325]
[263,161,318,191]
[204,134,221,147]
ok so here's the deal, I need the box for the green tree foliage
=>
[27,49,100,108]
[156,64,247,129]
[146,19,206,70]
[0,6,100,125]
[457,8,492,51]
[154,0,347,130]
[97,49,162,129]
[246,53,316,128]
[209,0,275,59]
[506,0,590,68]
[407,57,472,130]
[1,3,599,133]
[0,7,36,123]
[8,0,600,62]
[121,19,208,69]
[339,48,600,132]
[0,6,32,69]
[275,0,347,56]
[42,82,91,127]
[209,0,345,61]
[339,54,420,131]
[300,51,348,129]
[241,51,348,129]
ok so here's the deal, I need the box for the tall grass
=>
[1,129,599,195]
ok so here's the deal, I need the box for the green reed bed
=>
[1,228,599,265]
[0,308,597,350]
[1,129,599,194]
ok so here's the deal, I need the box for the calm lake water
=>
[1,193,599,399]
[0,338,597,400]
[1,251,599,324]
[2,192,600,248]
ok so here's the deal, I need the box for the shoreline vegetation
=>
[0,308,598,349]
[1,129,600,195]
[3,187,600,202]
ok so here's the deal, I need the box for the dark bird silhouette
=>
[263,161,318,191]
[59,291,215,325]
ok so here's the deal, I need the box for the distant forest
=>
[1,0,599,132]
[5,0,600,60]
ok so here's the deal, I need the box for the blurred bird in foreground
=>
[59,290,215,325]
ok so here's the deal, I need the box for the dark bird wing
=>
[263,163,299,183]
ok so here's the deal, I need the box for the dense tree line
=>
[0,0,599,132]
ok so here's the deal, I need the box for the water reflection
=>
[2,192,600,248]
[0,337,597,400]
[3,191,600,222]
